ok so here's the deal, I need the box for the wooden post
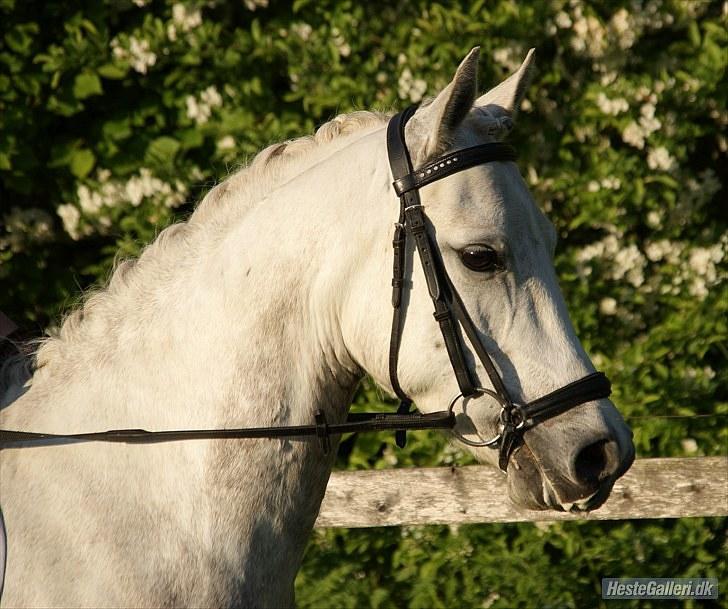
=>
[315,457,727,528]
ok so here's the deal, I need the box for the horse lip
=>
[506,441,634,513]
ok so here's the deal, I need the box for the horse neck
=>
[16,128,398,430]
[2,126,389,602]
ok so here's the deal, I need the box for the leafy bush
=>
[1,0,725,607]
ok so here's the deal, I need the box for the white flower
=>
[291,22,312,41]
[120,168,184,208]
[571,15,606,57]
[689,248,712,276]
[640,103,656,119]
[200,85,222,108]
[111,40,126,60]
[645,240,668,262]
[492,46,522,71]
[185,86,222,125]
[0,207,54,252]
[331,29,350,57]
[217,135,235,150]
[689,277,708,298]
[596,92,628,115]
[243,0,268,9]
[601,177,621,190]
[600,71,618,85]
[681,438,698,454]
[125,177,145,206]
[397,68,427,103]
[588,180,600,192]
[77,184,103,214]
[646,210,661,228]
[609,8,635,49]
[126,37,157,74]
[647,146,675,171]
[639,114,661,135]
[610,8,630,34]
[57,204,82,240]
[688,247,722,283]
[599,297,617,315]
[172,4,202,31]
[555,11,572,28]
[185,95,210,124]
[622,122,645,149]
[613,244,646,287]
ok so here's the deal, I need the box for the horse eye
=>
[460,245,502,273]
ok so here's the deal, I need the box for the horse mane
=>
[191,110,389,226]
[11,110,390,382]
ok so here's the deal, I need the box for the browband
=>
[393,143,517,196]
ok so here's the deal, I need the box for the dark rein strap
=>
[0,411,455,455]
[0,375,609,457]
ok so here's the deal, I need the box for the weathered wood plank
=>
[315,457,727,528]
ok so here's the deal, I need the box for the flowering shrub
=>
[1,0,725,606]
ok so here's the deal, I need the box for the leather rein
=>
[0,107,611,470]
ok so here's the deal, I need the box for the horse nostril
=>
[574,439,618,487]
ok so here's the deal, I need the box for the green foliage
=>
[0,0,725,607]
[298,517,726,609]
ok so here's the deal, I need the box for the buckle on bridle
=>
[500,402,527,431]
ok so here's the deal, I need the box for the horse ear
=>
[475,48,535,120]
[406,47,480,163]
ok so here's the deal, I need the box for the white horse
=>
[0,48,633,607]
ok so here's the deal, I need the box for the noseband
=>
[385,106,611,471]
[0,107,611,472]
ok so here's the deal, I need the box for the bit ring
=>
[447,387,504,448]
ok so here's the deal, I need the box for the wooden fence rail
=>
[315,456,727,528]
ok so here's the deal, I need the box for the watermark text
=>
[602,578,718,600]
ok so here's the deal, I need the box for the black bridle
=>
[385,106,611,470]
[0,107,611,472]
